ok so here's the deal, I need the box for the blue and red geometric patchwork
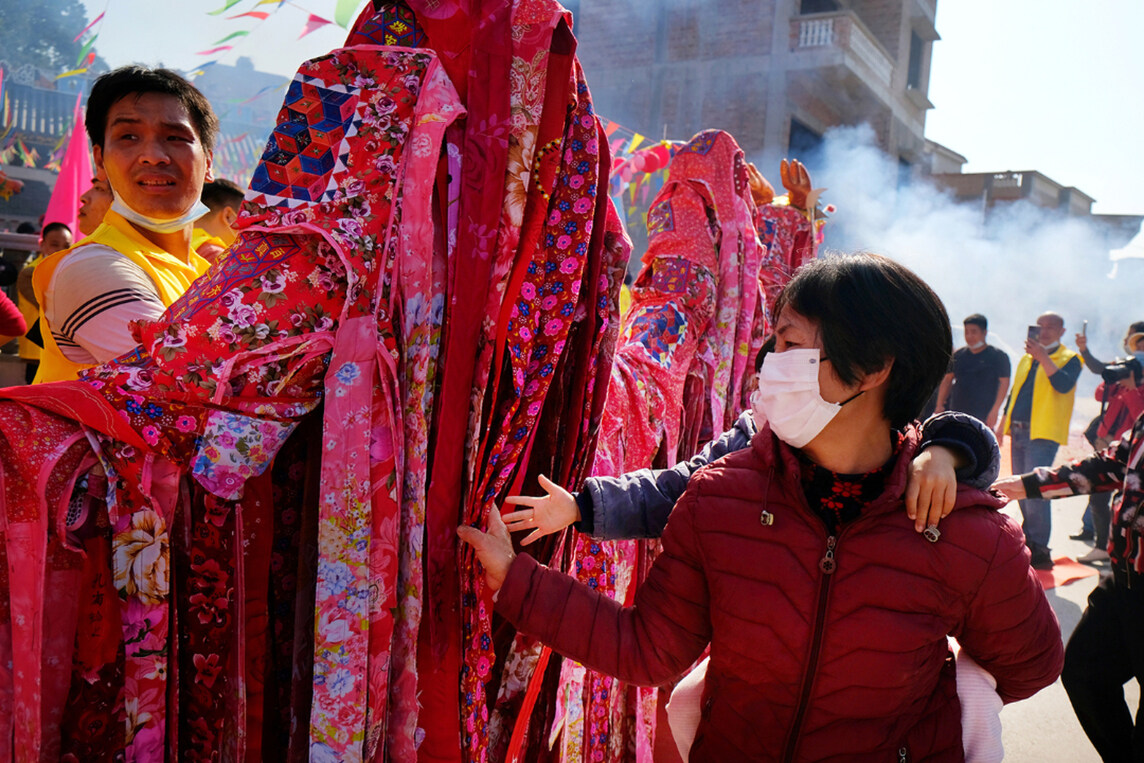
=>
[250,76,358,205]
[630,302,688,369]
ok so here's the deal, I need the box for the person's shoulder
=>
[688,441,768,496]
[985,345,1010,364]
[929,501,1023,561]
[52,242,127,272]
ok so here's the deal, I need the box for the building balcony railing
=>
[791,11,895,90]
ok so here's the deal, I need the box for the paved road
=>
[997,493,1127,762]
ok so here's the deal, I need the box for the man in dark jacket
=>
[996,394,1144,762]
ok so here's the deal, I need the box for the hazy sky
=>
[77,0,1143,215]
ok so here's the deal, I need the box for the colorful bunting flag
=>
[73,11,105,42]
[211,30,251,45]
[334,0,364,28]
[228,10,271,20]
[75,34,98,67]
[197,46,235,55]
[207,0,246,16]
[299,13,333,38]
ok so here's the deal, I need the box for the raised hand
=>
[502,474,579,546]
[780,158,812,210]
[746,162,775,206]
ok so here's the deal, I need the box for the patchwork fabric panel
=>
[629,302,688,369]
[649,257,691,295]
[646,197,674,237]
[250,76,358,205]
[347,0,427,47]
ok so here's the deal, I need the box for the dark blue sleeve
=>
[1048,355,1082,394]
[575,411,756,540]
[917,410,1000,489]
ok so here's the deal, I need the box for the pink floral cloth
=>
[0,4,627,761]
[551,131,821,763]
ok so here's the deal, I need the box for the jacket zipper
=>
[782,532,837,761]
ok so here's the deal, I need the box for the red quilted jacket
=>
[497,426,1063,762]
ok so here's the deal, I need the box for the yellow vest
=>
[31,210,209,384]
[191,227,226,254]
[1002,343,1081,446]
[16,255,43,361]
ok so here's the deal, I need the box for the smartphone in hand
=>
[1027,325,1041,342]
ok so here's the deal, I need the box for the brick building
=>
[572,0,939,171]
[929,158,1143,249]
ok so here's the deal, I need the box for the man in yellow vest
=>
[32,66,218,384]
[76,176,114,237]
[16,222,73,383]
[192,178,244,265]
[998,311,1083,570]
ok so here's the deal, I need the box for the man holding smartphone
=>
[998,311,1083,569]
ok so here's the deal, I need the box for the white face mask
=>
[968,341,986,351]
[751,348,861,448]
[110,189,210,235]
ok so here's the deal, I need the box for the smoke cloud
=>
[794,124,1144,426]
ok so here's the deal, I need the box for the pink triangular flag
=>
[43,92,92,237]
[299,13,332,38]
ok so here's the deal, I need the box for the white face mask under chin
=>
[110,190,209,235]
[752,348,859,448]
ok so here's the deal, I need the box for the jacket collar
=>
[750,423,1005,517]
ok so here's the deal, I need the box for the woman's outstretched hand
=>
[457,507,515,593]
[502,474,579,546]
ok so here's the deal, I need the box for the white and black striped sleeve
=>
[43,244,167,364]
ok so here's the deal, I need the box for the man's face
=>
[76,177,113,235]
[1035,316,1064,346]
[92,92,212,222]
[39,227,72,257]
[963,324,986,348]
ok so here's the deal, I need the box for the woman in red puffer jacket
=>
[462,253,1063,762]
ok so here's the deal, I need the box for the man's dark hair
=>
[1129,321,1144,335]
[85,66,219,152]
[963,313,987,332]
[41,222,71,238]
[773,253,952,428]
[15,222,37,235]
[200,178,244,212]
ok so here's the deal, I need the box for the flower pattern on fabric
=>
[192,411,296,500]
[112,511,169,605]
[0,4,623,761]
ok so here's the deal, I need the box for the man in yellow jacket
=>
[998,311,1083,570]
[15,222,73,383]
[33,66,218,384]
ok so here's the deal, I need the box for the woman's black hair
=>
[772,252,952,428]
